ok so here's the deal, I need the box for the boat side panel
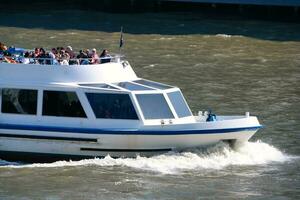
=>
[0,128,258,160]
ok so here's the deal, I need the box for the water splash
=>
[204,34,242,38]
[0,141,295,174]
[143,64,158,68]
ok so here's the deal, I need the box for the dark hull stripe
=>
[0,149,164,163]
[80,147,172,152]
[0,150,96,163]
[0,123,262,135]
[0,133,97,142]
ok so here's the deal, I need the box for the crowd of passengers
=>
[0,42,111,65]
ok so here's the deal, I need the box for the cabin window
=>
[136,94,174,119]
[86,93,138,120]
[43,91,86,118]
[167,91,192,118]
[1,89,38,115]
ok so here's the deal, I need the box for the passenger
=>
[57,47,64,52]
[49,48,59,65]
[3,51,17,64]
[0,44,9,62]
[77,50,89,65]
[0,42,8,52]
[28,51,36,64]
[90,48,99,64]
[33,48,40,58]
[59,50,70,65]
[21,51,30,64]
[66,46,78,65]
[100,49,111,63]
[84,49,92,60]
[37,48,47,64]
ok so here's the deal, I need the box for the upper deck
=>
[0,59,138,85]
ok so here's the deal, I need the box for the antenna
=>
[119,26,124,55]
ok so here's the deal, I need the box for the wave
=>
[143,64,158,68]
[0,141,296,174]
[204,34,243,38]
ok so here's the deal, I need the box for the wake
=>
[0,141,295,174]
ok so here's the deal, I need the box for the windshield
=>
[136,93,174,119]
[167,91,191,118]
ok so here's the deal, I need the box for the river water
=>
[0,10,300,199]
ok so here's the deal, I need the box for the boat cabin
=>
[0,60,195,128]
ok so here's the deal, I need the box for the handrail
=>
[0,53,125,65]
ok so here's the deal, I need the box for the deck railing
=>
[0,54,124,66]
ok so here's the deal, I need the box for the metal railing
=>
[0,54,124,66]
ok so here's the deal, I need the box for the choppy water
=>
[0,9,300,199]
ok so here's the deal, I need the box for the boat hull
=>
[0,127,260,162]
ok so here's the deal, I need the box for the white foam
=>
[153,37,176,41]
[0,141,295,174]
[143,64,158,68]
[216,34,232,38]
[215,34,243,38]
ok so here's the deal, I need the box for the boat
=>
[0,53,262,162]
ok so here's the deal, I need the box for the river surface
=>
[0,10,300,199]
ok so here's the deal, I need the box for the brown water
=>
[0,10,300,200]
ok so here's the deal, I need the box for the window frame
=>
[85,91,140,120]
[132,87,193,121]
[0,88,39,116]
[167,91,192,118]
[135,92,176,120]
[42,89,87,118]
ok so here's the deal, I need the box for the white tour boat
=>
[0,55,262,162]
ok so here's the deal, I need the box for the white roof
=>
[0,61,137,85]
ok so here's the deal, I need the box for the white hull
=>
[0,131,257,159]
[0,117,260,160]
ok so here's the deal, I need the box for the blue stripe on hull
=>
[0,123,262,135]
[0,133,97,142]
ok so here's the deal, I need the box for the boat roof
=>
[0,60,176,92]
[0,60,136,84]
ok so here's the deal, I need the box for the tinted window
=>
[136,94,174,119]
[1,89,37,115]
[86,93,138,120]
[43,91,86,118]
[167,91,191,118]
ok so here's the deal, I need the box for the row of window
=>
[1,88,191,120]
[1,89,88,118]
